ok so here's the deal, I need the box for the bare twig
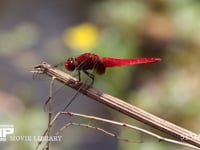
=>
[35,77,55,150]
[56,122,144,143]
[31,62,200,148]
[46,77,55,149]
[53,112,200,150]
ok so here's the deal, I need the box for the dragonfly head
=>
[64,58,76,71]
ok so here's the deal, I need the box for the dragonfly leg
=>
[73,70,81,81]
[53,62,63,68]
[83,70,95,85]
[78,70,81,81]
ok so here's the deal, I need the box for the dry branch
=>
[54,112,200,149]
[32,62,200,148]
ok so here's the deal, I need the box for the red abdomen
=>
[102,57,161,67]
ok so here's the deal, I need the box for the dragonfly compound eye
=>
[64,58,76,71]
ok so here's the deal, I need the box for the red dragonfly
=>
[64,53,161,82]
[44,53,161,111]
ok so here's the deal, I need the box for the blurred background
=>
[1,0,200,149]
